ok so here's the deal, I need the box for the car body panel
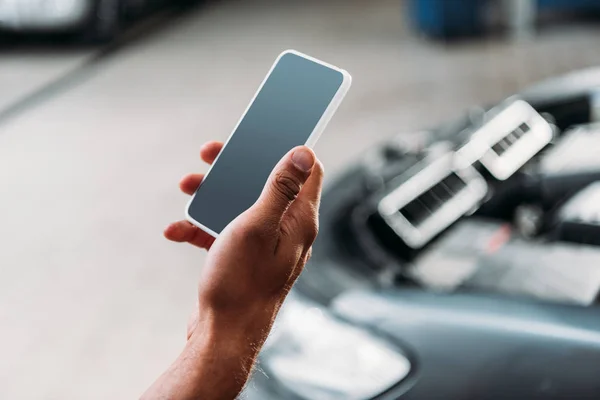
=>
[333,290,600,400]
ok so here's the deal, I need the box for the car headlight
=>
[259,294,411,400]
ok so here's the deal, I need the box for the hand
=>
[165,140,323,335]
[143,141,324,400]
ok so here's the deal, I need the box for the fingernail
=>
[291,148,315,172]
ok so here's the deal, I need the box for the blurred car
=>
[243,68,600,400]
[0,0,186,42]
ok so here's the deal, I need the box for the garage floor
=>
[1,1,600,398]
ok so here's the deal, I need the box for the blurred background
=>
[2,0,600,399]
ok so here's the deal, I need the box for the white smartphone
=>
[186,49,352,237]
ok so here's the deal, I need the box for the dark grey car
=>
[242,69,600,400]
[0,0,183,41]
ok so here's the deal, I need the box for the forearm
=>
[141,301,278,400]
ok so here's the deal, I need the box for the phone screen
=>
[187,52,346,235]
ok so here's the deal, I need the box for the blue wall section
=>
[410,0,600,39]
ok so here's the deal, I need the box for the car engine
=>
[300,94,600,307]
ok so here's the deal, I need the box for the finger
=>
[253,146,315,225]
[283,159,324,245]
[179,173,204,195]
[200,141,224,164]
[164,220,215,249]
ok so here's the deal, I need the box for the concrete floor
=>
[0,50,91,112]
[2,1,600,398]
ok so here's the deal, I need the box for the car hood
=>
[331,289,600,399]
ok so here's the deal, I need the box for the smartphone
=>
[186,49,352,237]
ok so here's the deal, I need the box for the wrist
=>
[181,297,280,387]
[190,297,278,351]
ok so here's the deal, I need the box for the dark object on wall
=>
[408,0,485,38]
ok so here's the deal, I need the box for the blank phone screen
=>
[187,52,344,235]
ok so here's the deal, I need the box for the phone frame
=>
[185,49,352,237]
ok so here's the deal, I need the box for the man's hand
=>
[142,141,324,400]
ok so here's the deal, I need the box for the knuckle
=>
[273,172,301,202]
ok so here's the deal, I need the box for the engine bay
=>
[305,95,600,307]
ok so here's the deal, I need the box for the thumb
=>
[254,146,315,222]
